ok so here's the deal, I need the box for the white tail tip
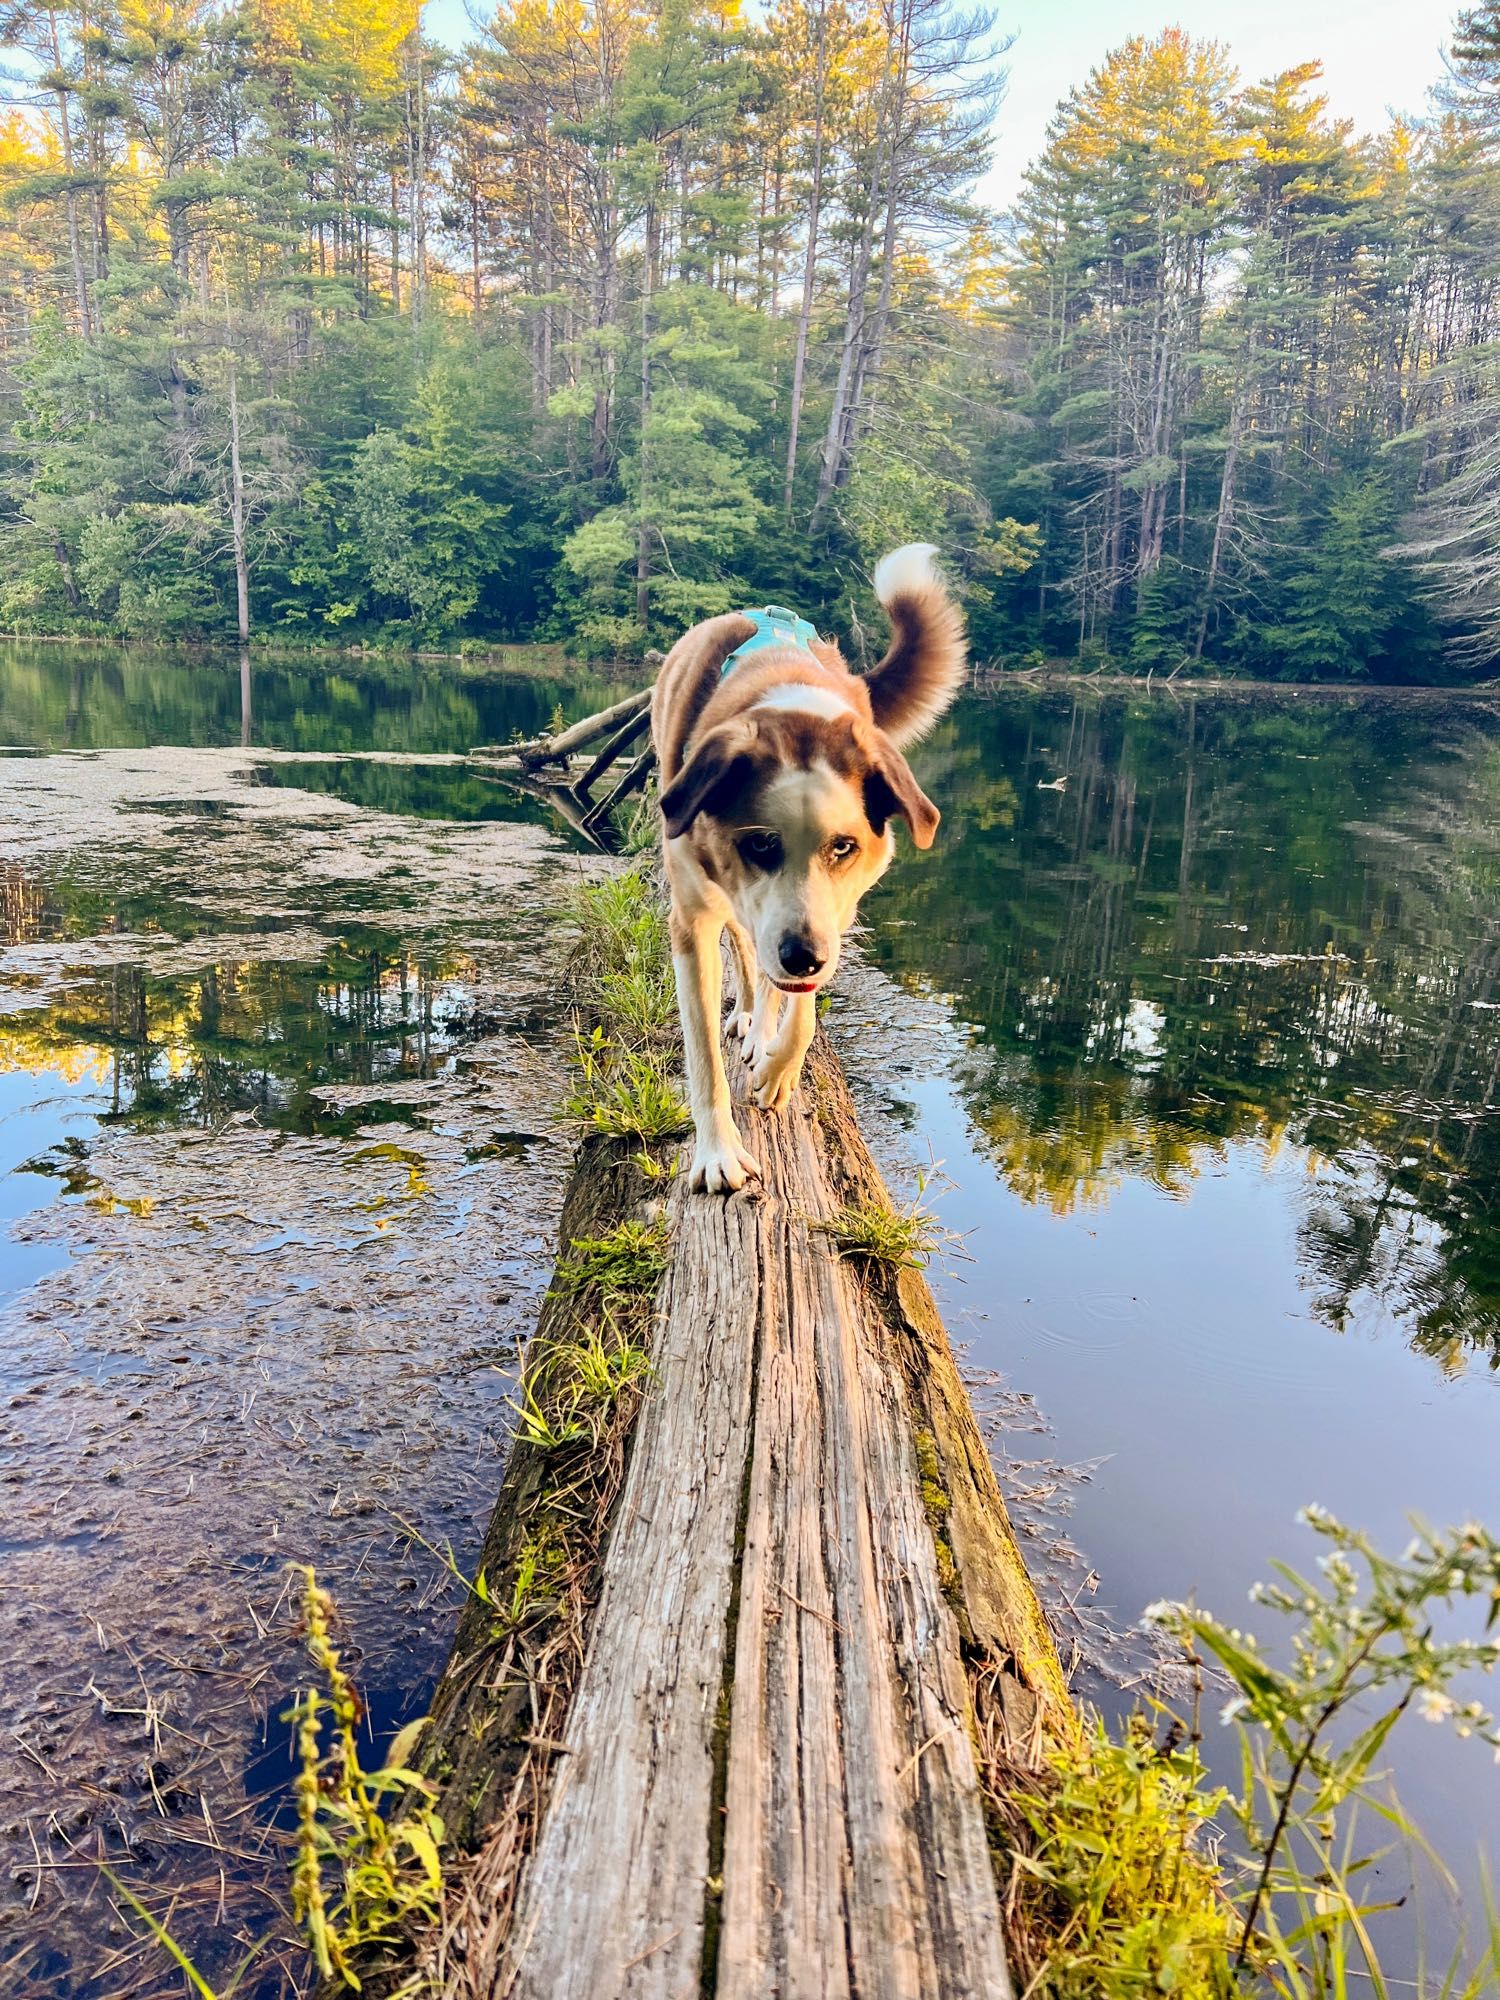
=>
[874,543,942,606]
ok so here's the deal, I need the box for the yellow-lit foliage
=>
[251,0,421,89]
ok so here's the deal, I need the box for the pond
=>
[1,643,1497,1990]
[841,682,1500,1965]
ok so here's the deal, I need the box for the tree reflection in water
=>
[869,689,1500,1368]
[1,865,477,1138]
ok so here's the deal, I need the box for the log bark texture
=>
[420,1027,1073,2000]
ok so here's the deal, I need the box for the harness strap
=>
[722,605,819,675]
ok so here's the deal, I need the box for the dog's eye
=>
[828,836,859,863]
[739,831,782,869]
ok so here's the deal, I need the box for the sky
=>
[424,0,1461,209]
[978,0,1458,202]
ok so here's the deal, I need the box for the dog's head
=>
[659,710,939,994]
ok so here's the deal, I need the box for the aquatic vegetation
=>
[100,1863,259,2000]
[561,867,689,1142]
[505,1525,571,1628]
[514,1218,666,1451]
[350,1140,434,1200]
[565,865,679,1047]
[1003,1512,1500,2000]
[287,1567,446,1991]
[1005,1712,1239,1999]
[508,1371,593,1452]
[570,1314,655,1404]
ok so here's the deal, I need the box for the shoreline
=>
[3,631,1498,700]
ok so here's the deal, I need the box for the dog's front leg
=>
[740,973,782,1069]
[725,921,756,1042]
[673,913,761,1194]
[750,991,816,1112]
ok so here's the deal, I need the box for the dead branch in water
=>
[468,688,658,853]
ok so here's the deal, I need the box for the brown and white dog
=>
[652,544,966,1193]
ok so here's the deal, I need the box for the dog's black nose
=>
[779,935,825,979]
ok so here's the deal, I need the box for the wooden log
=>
[473,689,652,770]
[579,746,655,843]
[411,1024,1074,2000]
[570,701,654,799]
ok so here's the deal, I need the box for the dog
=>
[652,544,966,1193]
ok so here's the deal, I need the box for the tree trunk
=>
[406,41,427,325]
[784,0,830,515]
[636,185,658,626]
[52,536,81,609]
[390,169,401,311]
[471,180,482,314]
[1194,395,1242,658]
[45,12,92,340]
[811,18,904,527]
[227,351,251,647]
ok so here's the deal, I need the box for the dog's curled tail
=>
[864,543,967,748]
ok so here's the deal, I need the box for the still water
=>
[2,645,1497,1986]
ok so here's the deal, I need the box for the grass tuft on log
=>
[811,1187,942,1269]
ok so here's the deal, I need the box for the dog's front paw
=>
[728,1009,753,1043]
[690,1125,761,1195]
[741,1023,772,1069]
[750,1050,804,1113]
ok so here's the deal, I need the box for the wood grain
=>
[492,1030,1070,1999]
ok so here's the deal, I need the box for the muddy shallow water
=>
[3,649,1499,1991]
[0,734,608,1996]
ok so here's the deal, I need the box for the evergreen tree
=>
[0,0,1492,676]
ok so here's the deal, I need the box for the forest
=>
[4,0,1500,679]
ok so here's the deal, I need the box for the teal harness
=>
[723,605,818,674]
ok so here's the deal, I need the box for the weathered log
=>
[579,745,656,842]
[474,688,653,770]
[570,701,654,799]
[466,687,658,854]
[408,1015,1074,2000]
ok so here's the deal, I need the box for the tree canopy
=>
[2,0,1500,679]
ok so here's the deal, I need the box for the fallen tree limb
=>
[467,687,658,855]
[475,688,653,771]
[398,1005,1074,2000]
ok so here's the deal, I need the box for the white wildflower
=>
[1141,1600,1184,1629]
[1417,1688,1456,1724]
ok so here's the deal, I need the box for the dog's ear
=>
[659,723,760,839]
[861,731,941,850]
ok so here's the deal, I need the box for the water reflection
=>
[0,639,634,755]
[251,755,570,832]
[874,690,1500,1367]
[2,869,477,1140]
